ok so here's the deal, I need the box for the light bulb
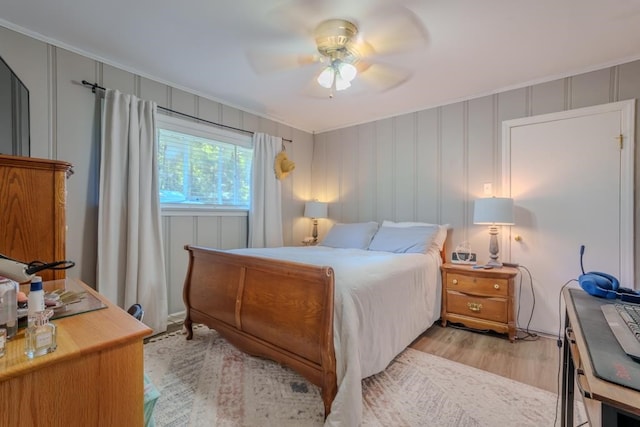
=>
[317,66,335,89]
[338,62,357,82]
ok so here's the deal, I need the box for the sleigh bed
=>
[182,222,447,426]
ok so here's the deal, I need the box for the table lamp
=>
[304,201,328,243]
[473,197,514,267]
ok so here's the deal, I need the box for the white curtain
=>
[97,89,168,334]
[248,133,284,248]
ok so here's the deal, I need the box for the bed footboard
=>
[182,245,337,417]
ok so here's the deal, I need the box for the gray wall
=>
[0,26,315,315]
[313,61,640,334]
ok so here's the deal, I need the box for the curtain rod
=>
[81,80,293,143]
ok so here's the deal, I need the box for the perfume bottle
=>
[24,309,57,359]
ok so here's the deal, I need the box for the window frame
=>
[156,113,253,216]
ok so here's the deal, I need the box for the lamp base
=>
[485,259,503,268]
[487,225,503,268]
[312,219,319,243]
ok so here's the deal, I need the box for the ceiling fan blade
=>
[246,50,322,75]
[358,5,428,56]
[358,62,412,92]
[264,0,329,39]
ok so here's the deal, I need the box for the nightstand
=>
[440,263,519,342]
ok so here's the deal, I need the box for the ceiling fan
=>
[314,19,362,96]
[247,4,428,98]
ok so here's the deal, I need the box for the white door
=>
[502,100,634,336]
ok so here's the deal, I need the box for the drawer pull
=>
[452,279,458,285]
[494,283,500,290]
[467,302,483,312]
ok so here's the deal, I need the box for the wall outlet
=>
[483,182,492,195]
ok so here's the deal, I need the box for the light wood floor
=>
[410,324,561,393]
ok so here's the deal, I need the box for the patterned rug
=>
[144,325,575,426]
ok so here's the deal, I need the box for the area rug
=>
[144,325,572,426]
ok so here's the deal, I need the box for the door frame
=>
[501,99,635,286]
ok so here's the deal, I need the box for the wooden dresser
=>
[0,155,73,281]
[0,278,152,426]
[441,263,519,341]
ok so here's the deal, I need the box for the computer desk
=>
[562,288,640,426]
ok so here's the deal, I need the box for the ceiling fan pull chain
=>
[330,75,336,99]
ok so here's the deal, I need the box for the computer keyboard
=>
[616,303,640,337]
[601,303,640,362]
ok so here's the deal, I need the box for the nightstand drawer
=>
[446,291,508,323]
[446,273,508,297]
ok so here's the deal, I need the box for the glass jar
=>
[24,309,57,359]
[0,277,18,339]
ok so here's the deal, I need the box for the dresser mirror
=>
[0,55,30,156]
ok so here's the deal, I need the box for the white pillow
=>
[319,221,379,249]
[381,220,449,251]
[368,225,440,254]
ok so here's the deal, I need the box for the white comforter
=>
[229,246,442,426]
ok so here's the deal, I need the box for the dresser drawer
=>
[446,290,508,323]
[446,273,508,297]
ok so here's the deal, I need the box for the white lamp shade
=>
[473,197,514,225]
[334,74,351,91]
[317,67,334,89]
[304,201,328,219]
[338,62,357,82]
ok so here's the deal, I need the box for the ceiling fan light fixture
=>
[317,66,335,88]
[317,61,357,92]
[334,74,351,91]
[337,62,357,82]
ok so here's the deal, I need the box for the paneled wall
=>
[313,60,640,334]
[0,26,314,315]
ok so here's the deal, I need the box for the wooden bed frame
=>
[182,244,337,416]
[182,243,446,417]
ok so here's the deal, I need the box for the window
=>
[156,114,252,210]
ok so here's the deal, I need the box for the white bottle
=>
[28,276,45,318]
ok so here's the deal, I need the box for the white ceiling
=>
[2,0,640,133]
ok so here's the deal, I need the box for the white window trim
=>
[157,114,252,149]
[160,206,249,217]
